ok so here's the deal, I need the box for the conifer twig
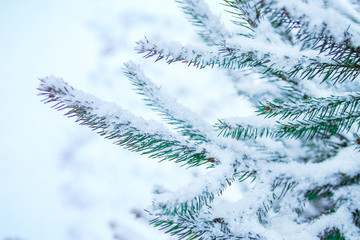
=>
[38,76,209,167]
[124,61,212,143]
[258,93,360,121]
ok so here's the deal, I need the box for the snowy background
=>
[0,1,249,239]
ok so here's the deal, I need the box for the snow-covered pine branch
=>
[215,117,278,140]
[137,35,358,86]
[215,114,359,142]
[38,76,210,167]
[258,93,360,121]
[277,113,360,139]
[123,61,213,143]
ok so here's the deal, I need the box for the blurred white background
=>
[0,1,250,239]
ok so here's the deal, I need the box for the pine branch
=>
[221,38,345,82]
[217,112,360,141]
[137,37,336,108]
[137,36,351,89]
[215,118,276,140]
[277,113,360,139]
[258,93,360,121]
[136,36,275,71]
[38,76,210,167]
[304,38,360,84]
[123,61,212,143]
[289,59,360,84]
[136,37,300,108]
[215,117,308,162]
[136,37,242,69]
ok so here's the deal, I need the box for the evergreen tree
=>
[38,0,360,239]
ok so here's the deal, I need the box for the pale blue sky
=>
[0,1,107,239]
